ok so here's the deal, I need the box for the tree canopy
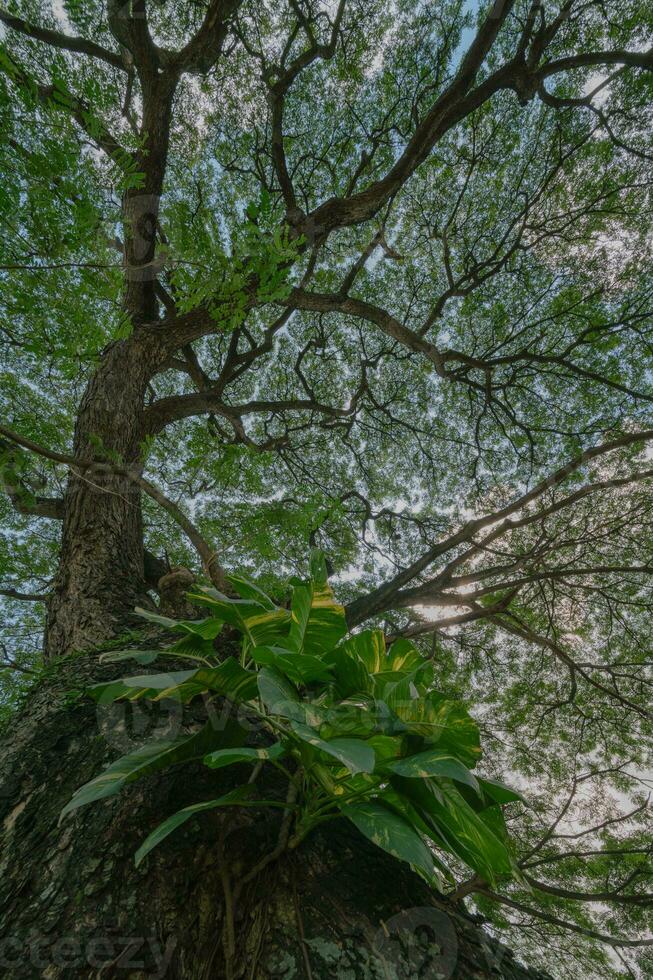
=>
[1,1,653,976]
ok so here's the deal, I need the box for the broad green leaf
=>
[392,776,512,886]
[309,548,328,585]
[250,645,333,684]
[323,645,373,698]
[188,587,289,645]
[366,734,405,765]
[477,776,526,806]
[381,786,456,884]
[61,718,245,819]
[203,741,285,769]
[177,617,223,641]
[287,581,312,652]
[134,786,254,867]
[372,664,434,699]
[88,660,258,705]
[342,801,434,879]
[386,749,480,792]
[99,649,212,667]
[302,580,347,655]
[341,629,386,674]
[386,685,481,768]
[319,695,380,739]
[290,722,375,774]
[134,608,222,640]
[169,632,217,658]
[123,670,197,690]
[479,803,511,845]
[133,607,180,630]
[257,666,305,722]
[99,650,160,665]
[385,638,425,673]
[226,573,276,610]
[199,660,259,702]
[88,669,197,704]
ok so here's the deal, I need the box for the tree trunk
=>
[0,651,551,980]
[45,337,155,659]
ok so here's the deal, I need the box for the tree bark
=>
[0,652,552,980]
[44,337,155,659]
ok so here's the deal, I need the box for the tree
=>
[0,0,652,976]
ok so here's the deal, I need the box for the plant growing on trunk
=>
[2,2,653,976]
[64,552,523,894]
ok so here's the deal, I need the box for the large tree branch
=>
[0,587,48,602]
[0,50,136,171]
[107,0,159,72]
[0,7,125,70]
[345,428,653,624]
[0,424,226,589]
[396,467,653,606]
[475,888,653,949]
[169,0,242,74]
[287,288,444,368]
[520,872,653,907]
[297,1,518,238]
[143,391,362,435]
[540,48,653,79]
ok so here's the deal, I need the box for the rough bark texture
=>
[44,340,155,660]
[0,646,552,980]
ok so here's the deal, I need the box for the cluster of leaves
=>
[63,552,523,886]
[170,190,304,330]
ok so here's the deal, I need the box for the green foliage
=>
[170,191,304,330]
[2,3,653,974]
[64,552,520,889]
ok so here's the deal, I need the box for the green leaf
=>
[318,696,380,739]
[88,669,197,703]
[203,742,285,769]
[385,685,481,768]
[386,749,480,792]
[134,607,222,641]
[341,629,386,674]
[61,718,245,819]
[122,670,197,690]
[477,776,526,806]
[366,734,405,765]
[392,777,513,885]
[342,801,434,878]
[309,548,328,585]
[290,722,375,774]
[133,607,181,630]
[385,638,425,673]
[88,659,258,705]
[323,646,373,698]
[134,786,254,867]
[226,573,276,610]
[99,649,161,666]
[302,581,347,655]
[250,645,333,684]
[98,648,214,667]
[287,581,313,652]
[188,588,289,645]
[257,666,305,722]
